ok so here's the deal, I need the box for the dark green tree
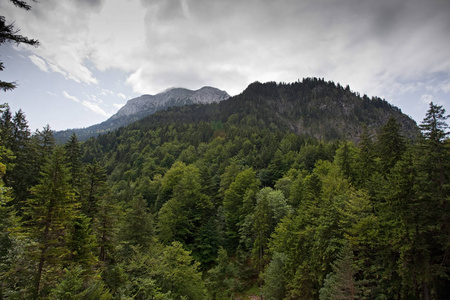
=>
[119,195,154,254]
[82,160,107,219]
[376,117,406,175]
[21,147,79,299]
[223,168,260,252]
[355,126,376,189]
[64,133,83,191]
[319,243,361,300]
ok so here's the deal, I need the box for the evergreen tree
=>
[262,252,288,300]
[119,195,154,254]
[48,266,112,300]
[93,190,120,264]
[64,133,83,191]
[334,141,357,182]
[68,214,98,273]
[82,160,107,219]
[355,126,376,189]
[22,147,79,299]
[206,247,242,299]
[319,243,360,300]
[376,117,406,175]
[223,168,260,252]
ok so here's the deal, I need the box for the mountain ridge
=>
[54,86,230,142]
[122,78,417,143]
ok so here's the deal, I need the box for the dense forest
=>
[0,79,449,299]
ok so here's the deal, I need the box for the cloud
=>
[29,55,49,72]
[2,0,450,100]
[117,93,127,99]
[63,91,80,103]
[62,91,110,117]
[420,94,434,104]
[81,101,111,117]
[113,103,125,109]
[1,0,101,85]
[440,81,450,93]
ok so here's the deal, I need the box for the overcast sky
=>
[1,0,450,131]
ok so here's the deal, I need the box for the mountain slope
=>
[81,78,418,176]
[54,86,230,142]
[120,78,417,142]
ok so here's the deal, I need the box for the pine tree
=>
[82,160,107,219]
[413,102,450,299]
[319,243,360,300]
[376,117,406,175]
[119,195,154,255]
[22,147,79,299]
[64,133,83,191]
[355,126,376,188]
[223,168,260,252]
[93,190,120,264]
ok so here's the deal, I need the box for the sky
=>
[1,0,450,131]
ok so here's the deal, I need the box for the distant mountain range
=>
[55,86,230,142]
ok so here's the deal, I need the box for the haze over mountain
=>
[55,86,230,142]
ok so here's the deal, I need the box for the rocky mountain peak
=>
[113,86,229,119]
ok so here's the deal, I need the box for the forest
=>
[0,82,449,299]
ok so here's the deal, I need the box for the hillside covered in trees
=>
[0,78,449,299]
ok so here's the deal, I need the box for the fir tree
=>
[22,147,79,299]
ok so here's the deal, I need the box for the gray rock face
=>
[112,87,229,119]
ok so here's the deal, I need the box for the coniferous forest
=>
[0,79,449,299]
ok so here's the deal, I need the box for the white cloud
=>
[63,91,80,103]
[29,55,49,72]
[113,103,125,109]
[117,93,127,99]
[63,91,110,117]
[81,100,111,117]
[420,94,434,104]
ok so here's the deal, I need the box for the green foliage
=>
[223,168,260,252]
[119,195,154,252]
[376,116,406,175]
[121,242,206,300]
[206,247,243,299]
[48,266,111,300]
[261,252,288,300]
[2,89,450,299]
[319,243,360,300]
[19,147,80,298]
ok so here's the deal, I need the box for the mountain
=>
[81,78,419,175]
[110,78,417,143]
[54,86,230,142]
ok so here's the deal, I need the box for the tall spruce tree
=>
[22,147,79,299]
[64,133,83,191]
[377,117,406,175]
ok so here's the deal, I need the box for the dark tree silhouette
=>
[1,0,39,91]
